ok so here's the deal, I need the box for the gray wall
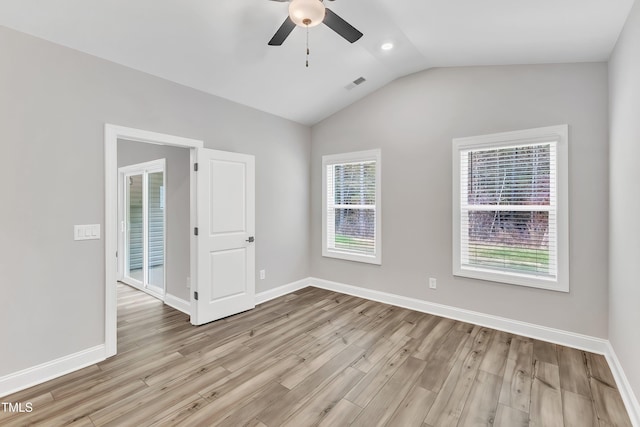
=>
[609,0,640,403]
[0,26,310,377]
[311,63,610,338]
[117,140,190,301]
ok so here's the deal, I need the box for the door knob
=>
[246,236,255,243]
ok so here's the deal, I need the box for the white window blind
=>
[323,150,381,264]
[460,143,557,278]
[453,125,569,291]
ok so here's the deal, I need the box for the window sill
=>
[323,250,381,265]
[454,266,568,292]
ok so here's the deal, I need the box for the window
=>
[323,149,381,264]
[453,125,569,291]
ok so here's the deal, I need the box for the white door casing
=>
[105,124,203,358]
[192,148,255,325]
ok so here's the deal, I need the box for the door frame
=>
[118,158,167,299]
[105,124,202,358]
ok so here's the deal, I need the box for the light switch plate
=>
[74,224,101,241]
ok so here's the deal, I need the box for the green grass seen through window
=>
[468,243,549,273]
[334,234,374,255]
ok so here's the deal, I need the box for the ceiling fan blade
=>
[323,8,363,43]
[268,16,296,46]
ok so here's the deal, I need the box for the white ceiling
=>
[0,0,634,125]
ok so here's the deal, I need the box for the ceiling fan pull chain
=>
[306,24,310,68]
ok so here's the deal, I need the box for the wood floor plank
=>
[65,416,96,426]
[353,306,411,350]
[255,345,366,426]
[5,378,148,427]
[98,351,185,383]
[418,323,478,392]
[308,309,371,347]
[457,370,502,426]
[586,353,617,389]
[1,284,632,427]
[385,384,436,427]
[423,328,492,427]
[351,335,410,373]
[89,366,230,425]
[216,326,310,373]
[106,393,203,427]
[147,396,209,427]
[498,335,533,413]
[412,317,457,361]
[406,314,439,340]
[562,389,598,427]
[0,391,55,425]
[529,360,563,427]
[350,356,427,427]
[533,340,558,365]
[590,377,633,427]
[3,365,101,404]
[281,366,364,426]
[344,337,421,407]
[558,346,591,397]
[317,399,363,427]
[351,299,378,316]
[178,354,304,425]
[494,404,529,427]
[214,381,290,427]
[279,335,350,389]
[479,330,511,376]
[198,353,300,400]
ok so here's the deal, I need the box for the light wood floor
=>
[1,284,632,426]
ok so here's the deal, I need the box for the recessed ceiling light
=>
[381,42,394,51]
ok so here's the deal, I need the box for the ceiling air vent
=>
[345,77,366,90]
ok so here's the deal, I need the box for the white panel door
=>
[193,148,255,325]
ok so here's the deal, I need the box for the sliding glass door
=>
[126,173,144,283]
[119,159,166,298]
[146,171,165,294]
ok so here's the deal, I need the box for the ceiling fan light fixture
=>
[289,0,325,27]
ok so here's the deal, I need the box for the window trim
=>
[322,149,382,265]
[452,125,569,292]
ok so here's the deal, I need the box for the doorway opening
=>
[105,124,256,360]
[105,125,202,358]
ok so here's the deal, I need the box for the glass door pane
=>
[126,174,144,283]
[146,171,165,292]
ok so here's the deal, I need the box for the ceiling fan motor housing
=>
[289,0,325,27]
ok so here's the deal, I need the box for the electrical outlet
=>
[260,269,266,280]
[429,277,437,289]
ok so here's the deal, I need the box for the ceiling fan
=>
[267,0,363,46]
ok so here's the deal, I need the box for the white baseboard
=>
[0,345,106,399]
[309,277,609,354]
[605,342,640,427]
[255,278,310,305]
[165,293,190,315]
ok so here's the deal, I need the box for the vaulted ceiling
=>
[0,0,634,125]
